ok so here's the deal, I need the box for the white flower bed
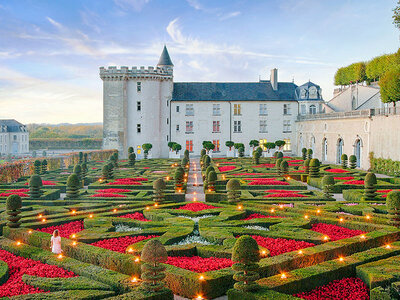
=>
[115,224,141,232]
[243,225,269,231]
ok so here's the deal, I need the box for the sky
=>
[0,0,399,124]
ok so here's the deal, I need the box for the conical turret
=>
[157,45,174,67]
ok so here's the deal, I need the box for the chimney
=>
[270,68,278,91]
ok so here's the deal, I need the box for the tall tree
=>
[393,1,400,30]
[379,67,400,107]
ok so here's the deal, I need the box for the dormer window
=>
[309,86,318,99]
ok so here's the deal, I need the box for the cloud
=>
[114,0,150,12]
[186,0,202,10]
[219,11,241,21]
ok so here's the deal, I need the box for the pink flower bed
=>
[119,212,150,221]
[311,223,366,241]
[291,170,305,173]
[343,180,364,185]
[250,235,315,256]
[264,193,307,198]
[90,193,127,198]
[0,249,76,297]
[91,235,158,253]
[377,189,393,193]
[24,180,57,186]
[0,192,28,197]
[107,177,147,185]
[325,169,349,173]
[36,221,84,238]
[334,177,355,180]
[219,161,237,164]
[96,188,131,193]
[243,213,283,220]
[294,277,369,300]
[253,164,275,168]
[218,166,236,172]
[287,160,303,163]
[175,202,220,212]
[165,256,233,272]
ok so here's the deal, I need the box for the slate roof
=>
[157,46,174,66]
[171,81,298,101]
[0,119,27,132]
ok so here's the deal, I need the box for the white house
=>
[0,119,29,155]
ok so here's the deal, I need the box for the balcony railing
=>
[297,107,400,121]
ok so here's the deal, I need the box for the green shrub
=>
[203,155,211,170]
[302,148,307,160]
[275,158,283,175]
[184,149,189,158]
[253,151,261,164]
[174,167,184,190]
[153,178,166,203]
[364,172,377,200]
[107,162,114,179]
[128,147,134,154]
[73,164,82,186]
[79,152,83,164]
[41,159,48,174]
[238,147,245,157]
[232,235,260,292]
[349,155,357,169]
[207,171,217,191]
[303,158,311,173]
[140,239,168,292]
[6,194,22,228]
[102,165,109,181]
[142,143,153,159]
[276,152,283,159]
[227,179,241,203]
[322,175,335,200]
[34,160,41,175]
[128,153,136,167]
[309,158,320,178]
[66,174,80,199]
[81,163,88,180]
[83,153,88,163]
[341,154,348,169]
[29,175,43,199]
[200,148,206,158]
[307,149,313,159]
[181,156,189,168]
[280,160,289,175]
[256,147,263,156]
[386,191,400,227]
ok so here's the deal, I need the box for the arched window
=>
[322,138,328,161]
[309,105,317,114]
[354,138,362,168]
[310,136,315,153]
[337,139,344,163]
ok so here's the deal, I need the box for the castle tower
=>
[100,46,174,158]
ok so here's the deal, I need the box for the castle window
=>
[176,125,179,131]
[213,104,221,116]
[259,104,267,115]
[176,106,180,112]
[309,105,316,114]
[137,124,141,133]
[283,104,291,115]
[212,140,220,152]
[186,140,193,152]
[137,101,141,111]
[213,121,220,133]
[137,82,141,92]
[13,135,17,141]
[301,104,306,115]
[259,120,267,133]
[283,139,291,151]
[167,118,169,125]
[186,121,193,133]
[283,120,291,133]
[233,104,241,116]
[233,121,241,133]
[186,104,194,116]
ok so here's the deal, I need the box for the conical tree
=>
[349,155,357,169]
[81,162,88,182]
[181,156,189,168]
[66,174,80,199]
[227,179,241,203]
[184,149,189,158]
[205,166,215,182]
[107,162,114,179]
[41,159,48,174]
[232,235,260,292]
[153,178,166,204]
[128,146,134,154]
[6,194,22,228]
[304,158,311,173]
[322,175,335,200]
[78,152,83,164]
[140,239,168,292]
[238,147,245,157]
[200,149,206,160]
[387,191,400,227]
[83,153,88,164]
[307,149,313,159]
[253,151,261,164]
[174,167,184,191]
[29,174,42,199]
[275,158,283,175]
[341,154,348,169]
[301,148,307,160]
[202,155,211,171]
[102,165,110,181]
[364,172,377,200]
[207,171,217,192]
[73,164,83,187]
[129,153,136,167]
[34,160,41,175]
[276,151,283,159]
[309,159,320,178]
[280,160,289,176]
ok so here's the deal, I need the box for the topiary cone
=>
[387,191,400,227]
[29,174,43,199]
[227,179,241,203]
[322,175,335,200]
[349,155,357,169]
[140,239,167,292]
[66,174,80,199]
[153,178,166,203]
[207,171,218,191]
[6,194,22,228]
[364,172,377,200]
[309,158,320,178]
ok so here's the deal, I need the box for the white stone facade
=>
[0,120,29,155]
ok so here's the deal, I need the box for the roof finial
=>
[158,45,174,67]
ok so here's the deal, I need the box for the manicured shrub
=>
[309,158,320,178]
[280,160,289,175]
[128,146,134,154]
[200,148,206,158]
[73,164,82,187]
[140,239,168,292]
[184,149,189,158]
[302,148,307,160]
[6,194,22,228]
[174,167,184,190]
[341,154,348,169]
[110,152,119,168]
[349,155,357,169]
[107,162,114,179]
[256,146,263,155]
[364,172,377,200]
[386,191,400,227]
[322,175,335,200]
[304,158,311,173]
[205,166,215,178]
[207,171,217,192]
[41,159,48,174]
[275,158,283,175]
[307,148,313,159]
[227,179,241,203]
[81,162,88,180]
[172,143,182,154]
[276,151,283,159]
[238,147,245,157]
[181,156,189,168]
[142,143,153,159]
[202,155,211,171]
[128,153,136,167]
[29,174,42,199]
[232,235,260,292]
[78,151,83,164]
[153,178,166,203]
[66,174,80,199]
[253,151,261,164]
[83,152,88,163]
[226,141,235,151]
[34,160,41,175]
[102,165,110,181]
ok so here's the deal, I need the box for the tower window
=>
[167,118,169,125]
[283,104,291,115]
[137,124,141,133]
[176,125,180,131]
[213,104,221,116]
[186,104,194,116]
[234,104,241,115]
[137,82,141,92]
[233,120,241,132]
[176,106,180,112]
[137,101,141,111]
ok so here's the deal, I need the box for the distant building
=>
[0,120,29,155]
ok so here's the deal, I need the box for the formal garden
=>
[0,147,399,300]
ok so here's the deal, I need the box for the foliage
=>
[27,123,102,139]
[153,178,166,203]
[341,154,348,169]
[253,150,261,164]
[322,175,335,200]
[207,171,218,191]
[387,191,400,227]
[6,194,22,228]
[309,158,320,178]
[274,140,286,150]
[142,143,153,159]
[393,1,400,30]
[174,167,184,190]
[249,140,259,148]
[203,141,215,152]
[369,152,400,176]
[234,143,244,150]
[264,142,276,152]
[41,159,48,174]
[334,62,366,86]
[238,147,245,157]
[34,160,41,175]
[30,138,102,150]
[379,66,400,107]
[29,174,42,199]
[226,141,235,150]
[349,155,357,169]
[128,146,134,154]
[128,153,136,167]
[227,179,241,203]
[280,160,289,175]
[172,143,182,154]
[302,148,307,160]
[275,158,283,174]
[66,174,80,199]
[364,172,377,200]
[307,149,313,159]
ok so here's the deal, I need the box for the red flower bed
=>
[106,177,147,185]
[288,163,302,166]
[291,170,305,173]
[36,221,84,238]
[119,212,150,221]
[91,235,158,253]
[90,193,127,198]
[0,192,28,197]
[250,235,314,256]
[311,223,366,241]
[377,189,393,193]
[165,256,233,272]
[0,249,76,297]
[265,189,295,193]
[294,277,369,300]
[334,177,355,180]
[24,180,57,186]
[176,202,220,212]
[253,163,275,168]
[6,189,29,192]
[326,169,349,173]
[219,161,237,164]
[218,166,236,172]
[243,213,283,220]
[232,173,261,176]
[287,160,303,163]
[248,179,289,185]
[264,193,307,198]
[95,188,131,193]
[343,180,364,185]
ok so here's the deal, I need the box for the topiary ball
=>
[280,160,289,169]
[349,155,357,163]
[153,178,166,190]
[322,175,335,186]
[387,191,400,211]
[276,152,283,158]
[141,239,168,263]
[227,179,241,190]
[73,164,82,174]
[6,194,22,211]
[232,235,260,263]
[341,154,348,161]
[309,158,320,167]
[365,172,377,185]
[29,175,43,187]
[208,171,217,182]
[304,159,311,167]
[275,158,283,168]
[34,160,41,167]
[67,173,80,187]
[206,166,215,176]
